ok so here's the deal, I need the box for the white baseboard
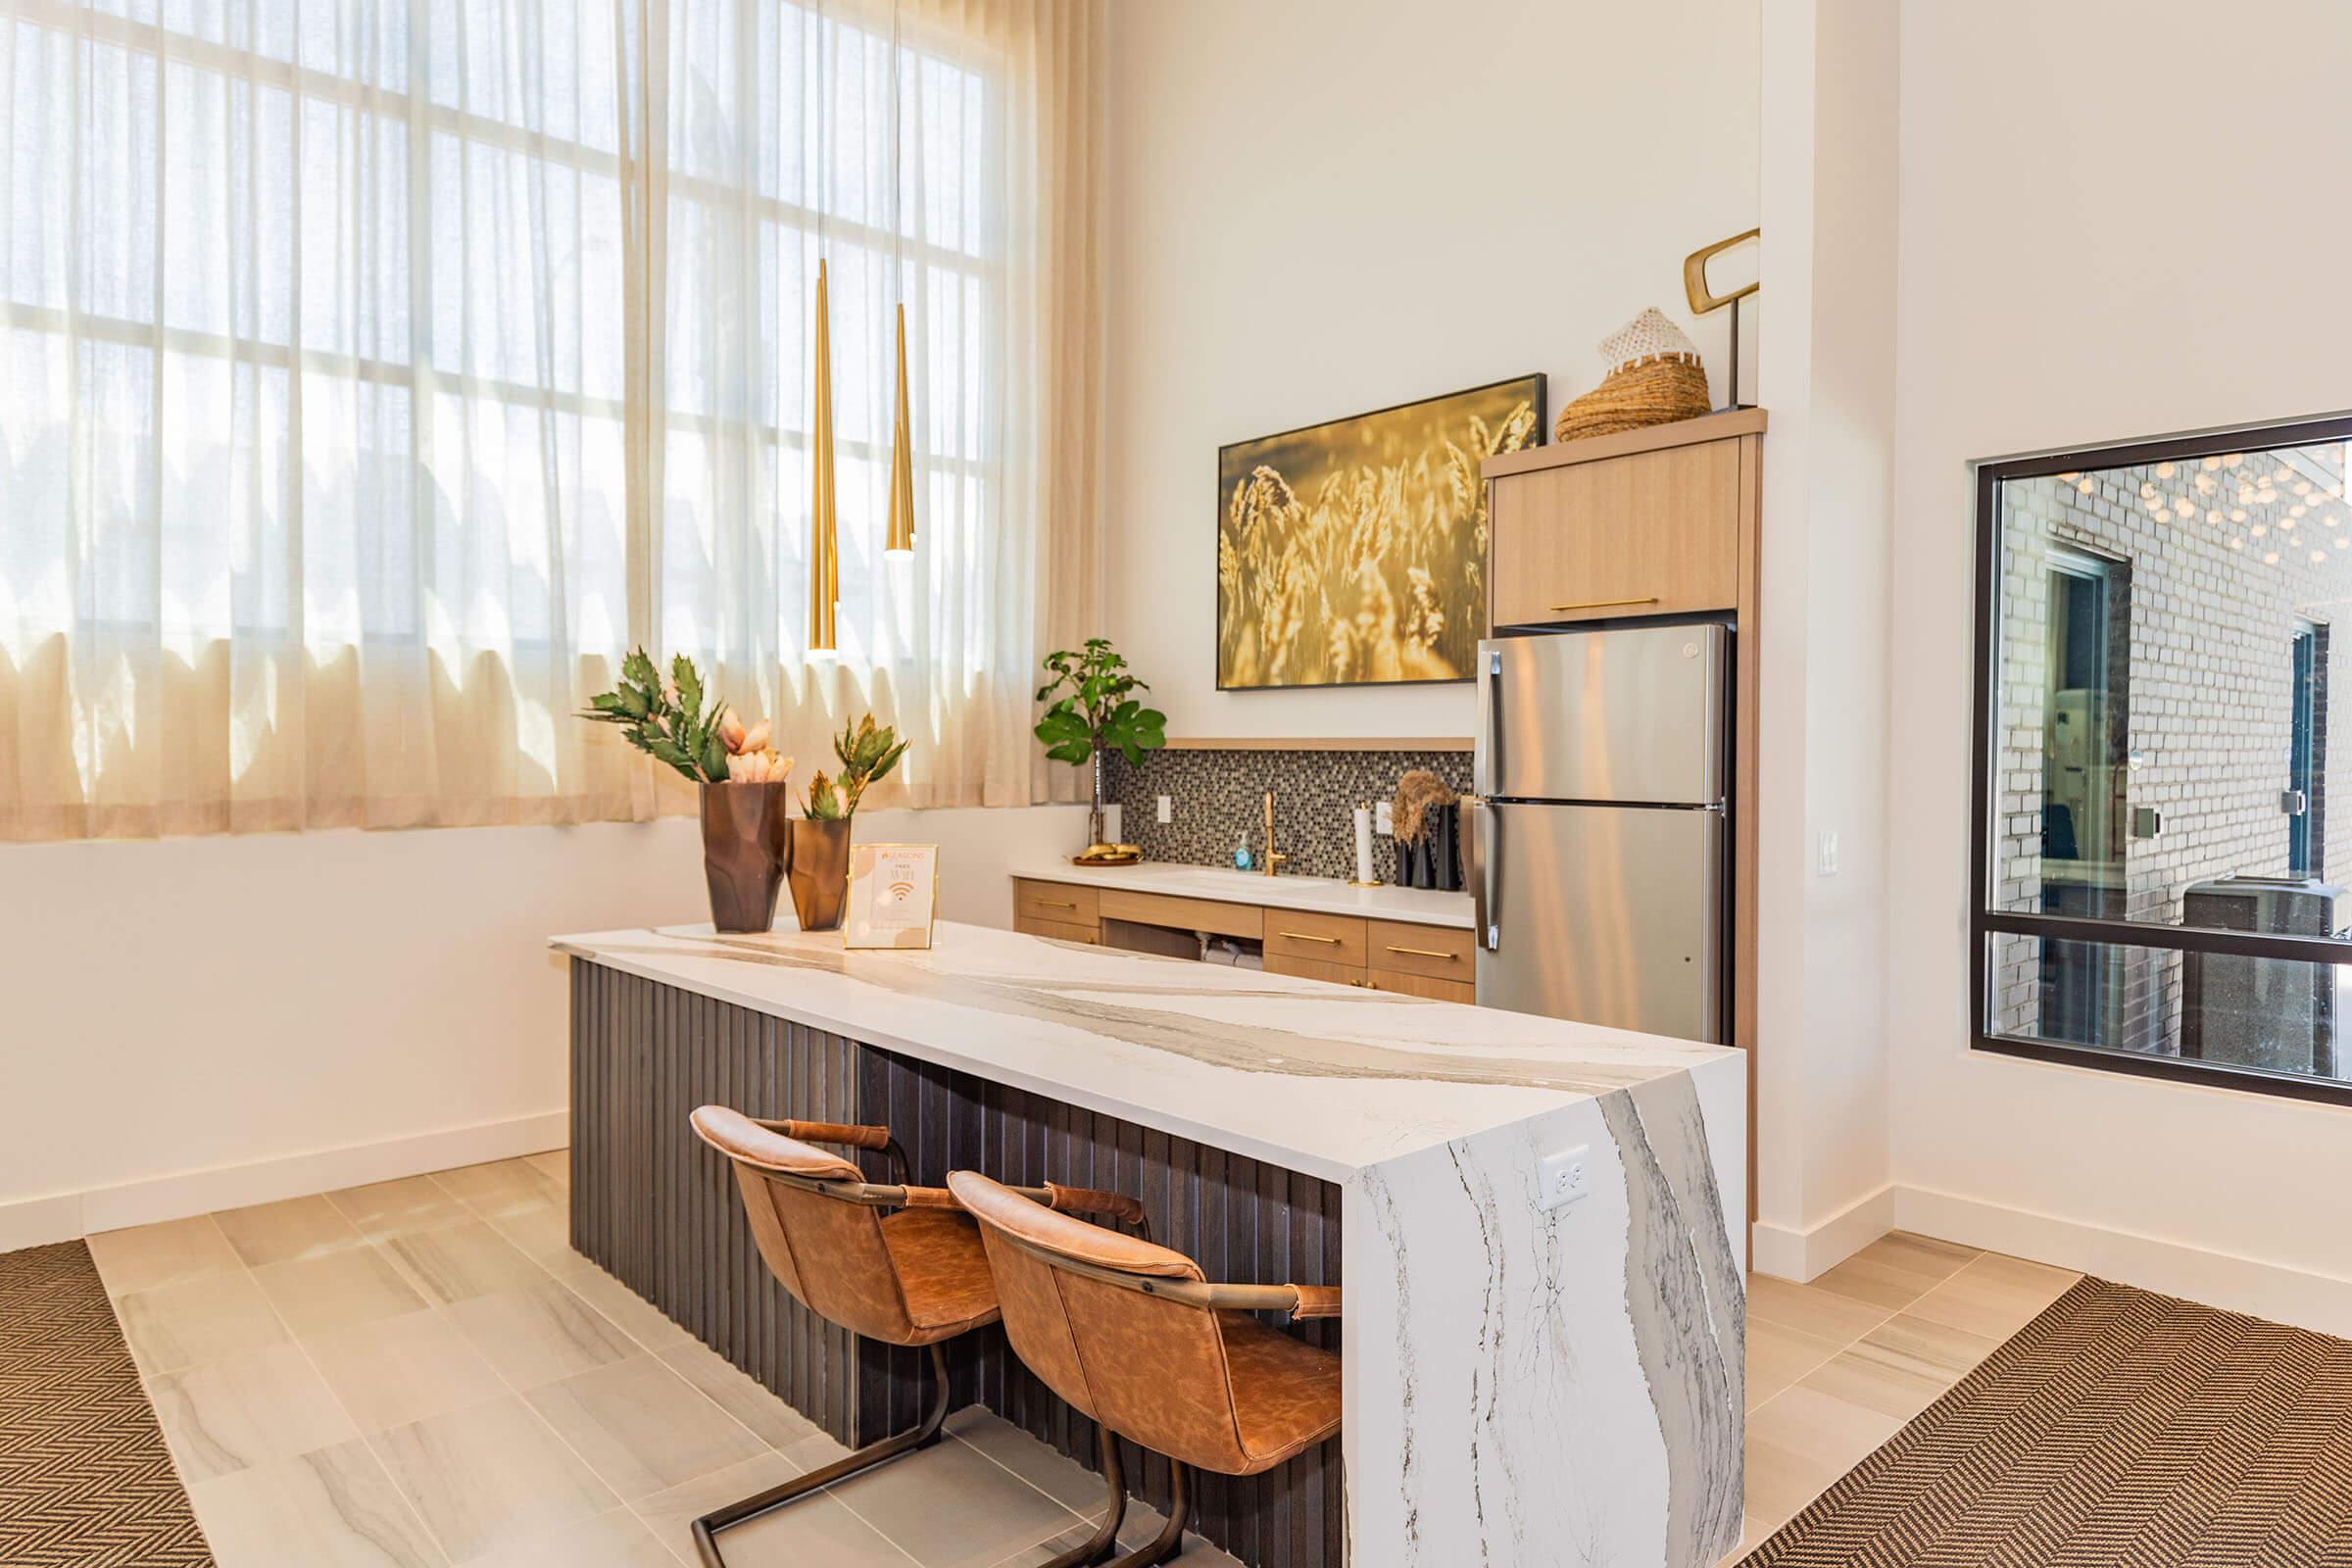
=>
[0,1109,569,1253]
[1895,1183,2352,1341]
[1749,1180,1897,1281]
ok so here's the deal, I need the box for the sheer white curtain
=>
[0,0,1101,839]
[648,0,1102,810]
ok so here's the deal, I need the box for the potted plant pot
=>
[787,817,854,932]
[701,782,795,933]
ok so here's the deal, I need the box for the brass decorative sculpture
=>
[1682,227,1759,412]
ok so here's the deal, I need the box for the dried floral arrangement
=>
[1392,769,1459,847]
[803,714,909,820]
[580,649,792,786]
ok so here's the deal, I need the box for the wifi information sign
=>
[844,842,940,951]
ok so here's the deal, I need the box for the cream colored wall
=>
[1102,0,1760,741]
[1886,0,2352,1332]
[0,806,1087,1250]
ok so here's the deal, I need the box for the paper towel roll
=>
[1353,805,1375,884]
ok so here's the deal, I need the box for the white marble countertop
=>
[549,921,1734,1183]
[1007,858,1473,929]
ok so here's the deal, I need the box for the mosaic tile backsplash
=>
[1103,748,1474,883]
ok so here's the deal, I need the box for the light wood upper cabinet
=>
[1489,426,1742,626]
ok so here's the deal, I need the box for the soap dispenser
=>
[1233,832,1253,872]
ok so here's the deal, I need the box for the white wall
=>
[1886,0,2352,1331]
[0,806,1086,1250]
[1103,0,1760,741]
[1748,0,1900,1279]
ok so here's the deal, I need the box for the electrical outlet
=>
[1155,794,1172,825]
[1817,830,1839,876]
[1374,801,1394,836]
[1538,1145,1592,1211]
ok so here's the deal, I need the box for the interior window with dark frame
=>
[1973,417,2352,1102]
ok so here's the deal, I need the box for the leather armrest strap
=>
[897,1185,959,1209]
[1045,1182,1147,1225]
[755,1117,892,1152]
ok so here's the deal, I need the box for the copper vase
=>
[787,817,853,932]
[700,782,794,933]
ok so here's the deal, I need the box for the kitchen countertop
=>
[1007,858,1473,930]
[549,920,1732,1182]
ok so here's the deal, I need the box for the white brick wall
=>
[1990,445,2352,1051]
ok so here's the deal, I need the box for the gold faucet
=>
[1261,791,1289,876]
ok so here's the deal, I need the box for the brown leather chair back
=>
[950,1170,1266,1476]
[692,1105,923,1347]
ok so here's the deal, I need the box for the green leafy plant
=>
[1034,638,1168,767]
[579,648,733,784]
[804,715,909,819]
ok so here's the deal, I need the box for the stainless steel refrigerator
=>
[1468,622,1731,1042]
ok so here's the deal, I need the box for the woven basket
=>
[1552,354,1712,443]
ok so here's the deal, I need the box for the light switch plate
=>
[1538,1145,1592,1211]
[1155,794,1172,824]
[1374,801,1394,836]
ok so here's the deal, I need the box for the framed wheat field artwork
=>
[1216,374,1545,690]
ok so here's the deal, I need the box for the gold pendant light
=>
[886,301,915,557]
[808,256,839,654]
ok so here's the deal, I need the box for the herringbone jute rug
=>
[0,1241,212,1566]
[1743,1276,2352,1566]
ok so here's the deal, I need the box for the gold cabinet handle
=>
[1037,898,1077,909]
[1385,944,1457,960]
[1279,931,1343,945]
[1549,595,1659,612]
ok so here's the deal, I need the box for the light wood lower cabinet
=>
[1012,878,1477,1001]
[1013,913,1100,945]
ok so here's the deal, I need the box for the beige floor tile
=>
[252,1244,430,1337]
[385,1220,550,1306]
[370,1394,618,1563]
[1746,1315,1848,1409]
[1908,1251,2082,1342]
[214,1195,368,1267]
[1746,1273,1896,1348]
[187,1437,443,1568]
[943,1412,1164,1557]
[826,1436,1084,1568]
[631,1453,918,1567]
[85,1214,244,1298]
[438,1158,567,1220]
[1809,1232,1981,1313]
[523,1355,769,1502]
[486,1200,577,1270]
[116,1269,291,1373]
[1713,1511,1784,1567]
[1743,1383,1903,1524]
[1800,1310,2003,1424]
[145,1343,361,1484]
[306,1309,512,1433]
[656,1339,826,1451]
[476,1505,675,1568]
[524,1150,570,1188]
[448,1279,641,1389]
[326,1175,476,1240]
[555,1261,693,1352]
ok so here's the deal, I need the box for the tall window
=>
[0,0,1102,840]
[1973,416,2352,1101]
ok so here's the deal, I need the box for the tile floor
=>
[86,1152,2082,1567]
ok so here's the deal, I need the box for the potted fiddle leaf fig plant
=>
[581,649,794,933]
[788,714,911,932]
[1034,637,1167,862]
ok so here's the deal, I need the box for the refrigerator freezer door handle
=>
[1476,647,1501,799]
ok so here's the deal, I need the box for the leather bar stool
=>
[690,1106,1145,1568]
[948,1169,1343,1568]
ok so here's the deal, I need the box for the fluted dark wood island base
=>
[556,922,1746,1568]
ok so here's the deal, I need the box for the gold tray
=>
[1070,842,1144,867]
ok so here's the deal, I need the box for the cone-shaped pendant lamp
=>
[885,302,916,557]
[808,257,840,654]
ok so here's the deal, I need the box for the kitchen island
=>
[552,921,1744,1568]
